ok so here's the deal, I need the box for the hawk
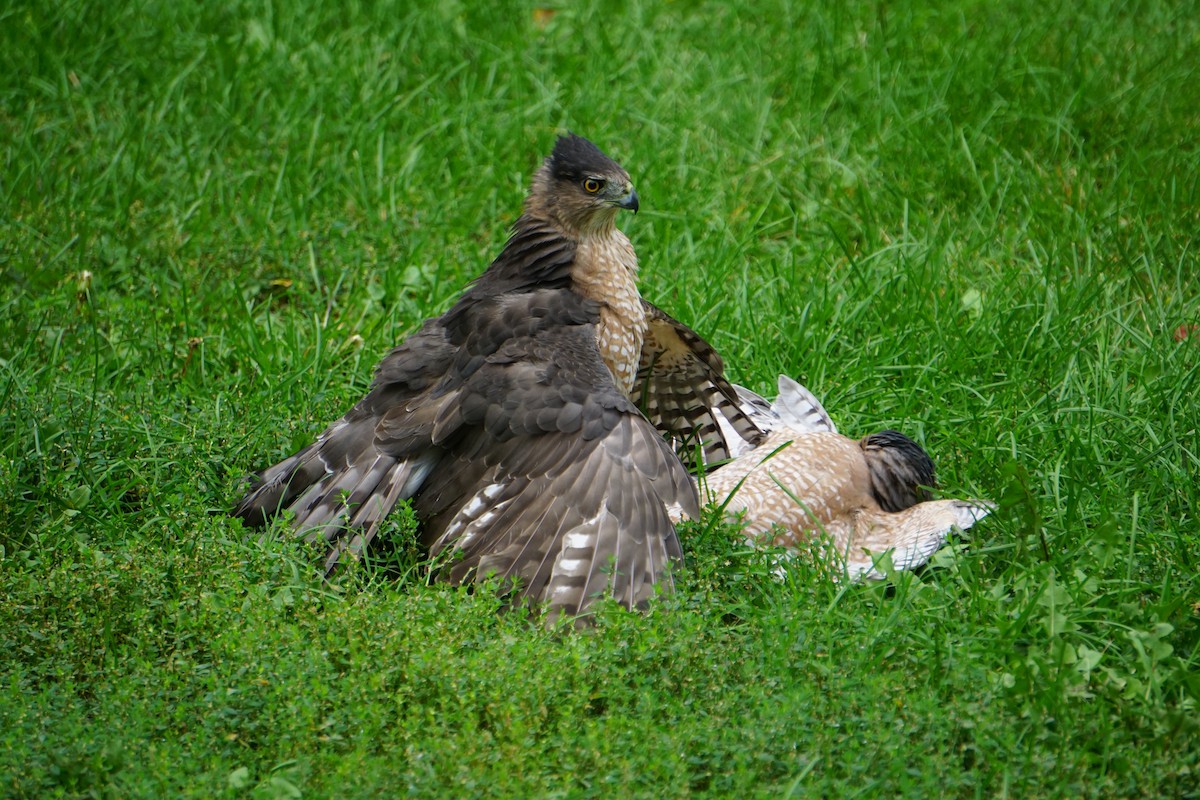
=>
[234,135,759,620]
[676,375,992,580]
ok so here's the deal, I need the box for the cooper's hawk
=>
[234,135,758,620]
[677,375,992,580]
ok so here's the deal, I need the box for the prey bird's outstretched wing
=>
[731,374,838,436]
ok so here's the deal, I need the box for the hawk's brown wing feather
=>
[634,301,767,469]
[235,286,698,620]
[411,320,697,619]
[232,319,457,555]
[417,420,690,619]
[234,273,592,561]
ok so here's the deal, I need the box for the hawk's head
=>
[527,134,638,236]
[861,430,937,512]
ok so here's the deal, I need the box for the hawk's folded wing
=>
[634,301,767,469]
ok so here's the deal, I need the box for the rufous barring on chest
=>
[571,232,646,395]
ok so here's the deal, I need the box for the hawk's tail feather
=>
[641,370,763,466]
[772,376,837,434]
[695,377,765,459]
[635,303,767,468]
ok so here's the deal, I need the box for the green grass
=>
[3,0,1199,796]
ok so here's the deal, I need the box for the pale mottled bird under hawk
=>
[234,135,763,620]
[673,375,992,580]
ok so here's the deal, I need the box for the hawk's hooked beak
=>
[616,187,639,214]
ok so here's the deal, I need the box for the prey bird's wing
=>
[634,301,767,469]
[772,375,837,434]
[730,375,837,436]
[839,500,993,581]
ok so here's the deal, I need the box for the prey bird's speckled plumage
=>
[234,135,757,620]
[674,376,992,580]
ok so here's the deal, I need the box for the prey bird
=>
[675,375,992,580]
[234,134,762,620]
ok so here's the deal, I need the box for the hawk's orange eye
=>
[583,178,604,194]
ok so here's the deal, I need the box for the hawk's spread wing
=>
[236,287,698,619]
[235,135,710,621]
[395,293,697,618]
[415,419,691,619]
[634,302,766,469]
[232,317,458,571]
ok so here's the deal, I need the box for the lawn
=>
[2,0,1198,797]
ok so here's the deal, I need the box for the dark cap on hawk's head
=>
[547,134,625,182]
[527,134,639,234]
